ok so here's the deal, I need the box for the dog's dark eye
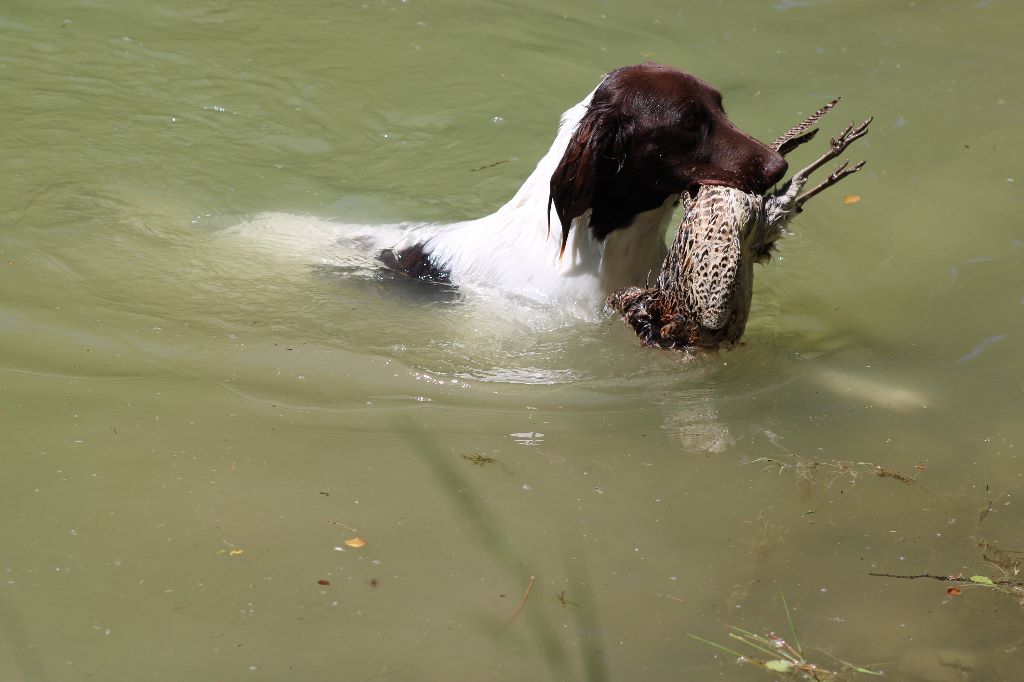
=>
[679,108,703,132]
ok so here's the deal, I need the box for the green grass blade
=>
[839,660,886,676]
[728,630,787,660]
[687,633,746,659]
[781,594,803,656]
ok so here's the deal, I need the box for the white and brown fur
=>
[377,63,787,309]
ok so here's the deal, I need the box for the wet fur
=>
[378,63,787,307]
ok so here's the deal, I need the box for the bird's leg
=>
[794,160,867,209]
[773,116,872,209]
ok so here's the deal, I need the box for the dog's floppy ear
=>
[549,104,626,253]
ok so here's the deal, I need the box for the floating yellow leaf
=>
[843,194,861,205]
[344,537,367,549]
[229,548,244,556]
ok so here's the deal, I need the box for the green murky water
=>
[3,1,1023,680]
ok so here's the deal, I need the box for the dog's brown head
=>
[550,63,787,248]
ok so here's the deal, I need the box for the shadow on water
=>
[311,263,464,306]
[0,592,51,682]
[402,416,609,682]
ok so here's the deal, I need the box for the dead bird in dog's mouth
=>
[608,99,872,349]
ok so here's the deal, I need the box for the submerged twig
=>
[871,568,1024,608]
[328,519,360,533]
[503,575,536,628]
[869,572,965,582]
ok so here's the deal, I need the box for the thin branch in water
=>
[503,575,536,629]
[328,519,359,533]
[869,572,960,581]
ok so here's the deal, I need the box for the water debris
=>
[871,563,1024,607]
[977,499,994,528]
[843,194,862,204]
[867,501,1024,606]
[752,456,924,491]
[216,540,245,557]
[462,453,498,466]
[555,590,580,608]
[328,519,359,533]
[690,596,883,679]
[869,572,966,581]
[503,575,536,629]
[977,538,1024,575]
[747,450,936,518]
[874,466,917,485]
[752,512,790,560]
[344,537,367,549]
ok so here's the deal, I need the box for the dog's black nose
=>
[763,154,788,188]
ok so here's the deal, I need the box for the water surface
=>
[3,1,1023,680]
